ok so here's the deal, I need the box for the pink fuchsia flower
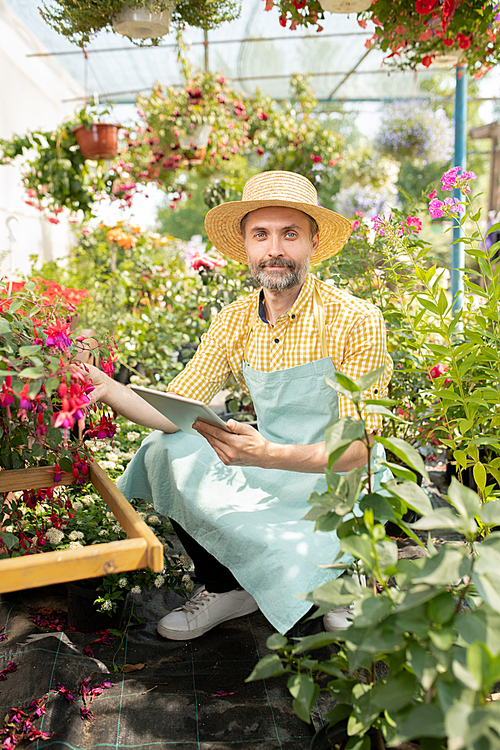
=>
[405,216,423,232]
[44,320,71,349]
[80,707,94,722]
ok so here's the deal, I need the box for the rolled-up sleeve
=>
[335,307,393,433]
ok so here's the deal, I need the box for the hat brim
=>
[204,199,352,265]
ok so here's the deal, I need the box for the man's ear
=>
[312,231,320,254]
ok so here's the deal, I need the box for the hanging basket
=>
[318,0,371,12]
[113,5,174,39]
[179,123,211,166]
[74,123,120,161]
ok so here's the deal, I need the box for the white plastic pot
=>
[318,0,372,12]
[113,5,174,39]
[178,123,212,151]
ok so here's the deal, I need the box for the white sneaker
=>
[157,586,259,640]
[323,604,354,632]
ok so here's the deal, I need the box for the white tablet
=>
[130,385,232,436]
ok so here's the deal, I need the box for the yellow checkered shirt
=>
[168,274,392,433]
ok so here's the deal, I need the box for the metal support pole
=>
[451,65,467,313]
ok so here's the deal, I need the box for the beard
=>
[248,253,311,292]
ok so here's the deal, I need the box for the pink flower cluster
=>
[371,214,422,236]
[428,362,452,386]
[441,166,477,194]
[428,196,465,219]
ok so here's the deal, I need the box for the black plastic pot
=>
[67,579,126,633]
[310,720,350,749]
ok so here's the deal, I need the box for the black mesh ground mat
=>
[0,585,333,750]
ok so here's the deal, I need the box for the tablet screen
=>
[130,385,232,436]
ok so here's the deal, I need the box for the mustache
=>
[258,258,295,270]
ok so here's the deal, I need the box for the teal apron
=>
[117,279,390,634]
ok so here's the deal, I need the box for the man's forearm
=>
[263,438,370,473]
[95,375,179,433]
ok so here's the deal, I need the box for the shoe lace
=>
[180,588,217,615]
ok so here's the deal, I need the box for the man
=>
[85,170,392,639]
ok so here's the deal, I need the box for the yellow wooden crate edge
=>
[0,461,164,594]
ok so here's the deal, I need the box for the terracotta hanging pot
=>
[74,123,120,161]
[179,123,211,166]
[318,0,371,12]
[113,5,174,39]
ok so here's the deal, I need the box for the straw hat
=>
[204,170,352,265]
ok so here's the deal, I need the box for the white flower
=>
[81,497,92,506]
[72,501,83,511]
[126,431,140,441]
[137,512,147,520]
[118,577,128,588]
[154,575,165,588]
[101,599,113,611]
[182,574,194,592]
[112,524,122,534]
[106,512,114,520]
[46,528,64,545]
[131,585,141,595]
[75,531,84,539]
[100,460,117,471]
[68,531,79,541]
[98,529,108,537]
[69,541,83,549]
[179,555,192,569]
[3,525,13,533]
[106,451,119,460]
[147,515,161,526]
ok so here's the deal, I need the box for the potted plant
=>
[373,101,454,167]
[72,101,121,161]
[113,1,175,39]
[39,0,242,47]
[0,120,115,222]
[247,368,500,748]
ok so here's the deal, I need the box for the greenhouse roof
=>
[5,0,500,111]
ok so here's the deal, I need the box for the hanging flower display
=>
[263,0,500,76]
[374,101,454,165]
[359,0,500,75]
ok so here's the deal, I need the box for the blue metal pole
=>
[451,65,467,313]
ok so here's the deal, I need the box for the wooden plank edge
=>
[0,466,75,492]
[0,538,150,593]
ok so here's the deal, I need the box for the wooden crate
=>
[0,462,163,593]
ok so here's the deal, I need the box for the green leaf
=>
[473,462,487,493]
[354,365,388,393]
[375,436,429,482]
[390,704,445,743]
[266,633,288,650]
[326,372,359,397]
[371,671,418,712]
[290,632,341,655]
[385,479,433,516]
[325,417,366,468]
[411,544,470,587]
[245,653,286,682]
[287,673,319,723]
[381,462,417,483]
[363,404,406,421]
[19,344,42,357]
[18,367,43,379]
[0,319,12,335]
[0,531,18,549]
[409,507,466,533]
[479,501,500,527]
[456,604,500,657]
[447,477,481,520]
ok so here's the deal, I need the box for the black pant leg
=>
[169,518,240,593]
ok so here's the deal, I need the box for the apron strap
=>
[243,279,328,362]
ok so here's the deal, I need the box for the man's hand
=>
[193,419,270,467]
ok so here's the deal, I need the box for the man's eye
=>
[286,231,297,238]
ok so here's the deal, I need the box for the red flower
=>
[442,37,454,46]
[457,33,471,49]
[415,0,437,14]
[421,55,434,67]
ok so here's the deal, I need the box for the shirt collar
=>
[257,274,315,324]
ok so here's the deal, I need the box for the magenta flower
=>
[405,216,423,232]
[441,166,477,194]
[443,196,465,216]
[428,198,445,219]
[80,707,94,722]
[57,683,74,703]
